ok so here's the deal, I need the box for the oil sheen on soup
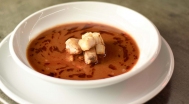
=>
[27,22,139,80]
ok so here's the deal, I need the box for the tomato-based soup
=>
[27,22,139,80]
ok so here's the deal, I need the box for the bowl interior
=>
[10,2,160,88]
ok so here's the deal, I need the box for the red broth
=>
[27,22,139,80]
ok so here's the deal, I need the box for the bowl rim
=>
[9,1,161,87]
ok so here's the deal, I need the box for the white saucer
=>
[0,33,174,104]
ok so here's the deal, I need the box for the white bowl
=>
[9,1,161,88]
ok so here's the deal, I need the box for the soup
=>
[27,22,139,80]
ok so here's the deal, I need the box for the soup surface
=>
[27,22,139,80]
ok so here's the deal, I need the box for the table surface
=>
[0,0,189,104]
